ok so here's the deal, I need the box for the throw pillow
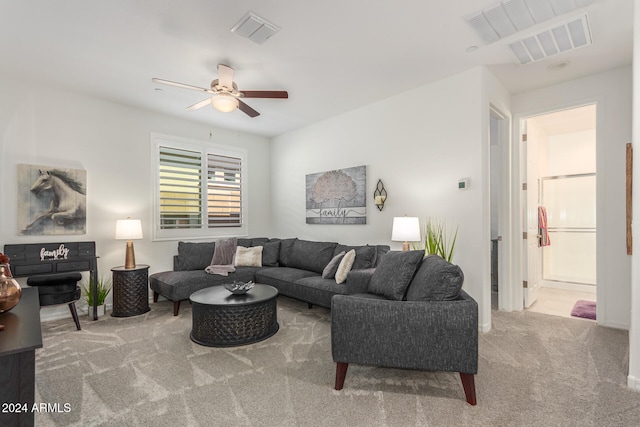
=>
[322,251,346,279]
[405,254,464,301]
[368,250,424,300]
[235,246,263,267]
[335,249,356,284]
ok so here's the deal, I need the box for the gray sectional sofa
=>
[149,237,390,315]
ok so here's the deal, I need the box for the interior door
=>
[523,119,543,308]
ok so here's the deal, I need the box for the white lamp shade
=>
[211,95,239,112]
[115,219,143,240]
[391,217,421,242]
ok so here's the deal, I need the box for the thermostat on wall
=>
[458,178,470,190]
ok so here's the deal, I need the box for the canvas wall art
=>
[18,164,87,235]
[306,165,366,224]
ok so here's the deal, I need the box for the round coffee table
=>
[190,284,279,347]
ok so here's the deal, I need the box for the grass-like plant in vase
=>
[413,218,458,262]
[81,275,112,315]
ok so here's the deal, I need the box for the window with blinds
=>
[153,134,247,239]
[207,154,242,227]
[159,146,203,229]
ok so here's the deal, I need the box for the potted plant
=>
[413,218,458,262]
[81,276,111,318]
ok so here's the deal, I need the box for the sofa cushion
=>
[322,251,346,279]
[262,241,281,267]
[255,267,319,299]
[333,244,378,270]
[294,276,349,308]
[176,241,216,271]
[277,238,297,267]
[150,266,259,302]
[374,245,391,267]
[335,249,356,284]
[235,246,263,267]
[287,239,338,274]
[405,254,464,301]
[368,250,424,300]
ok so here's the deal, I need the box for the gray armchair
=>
[331,265,478,405]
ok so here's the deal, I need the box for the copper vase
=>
[0,264,21,313]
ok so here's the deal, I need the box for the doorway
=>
[521,104,597,319]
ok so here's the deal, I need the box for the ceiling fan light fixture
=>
[211,95,239,113]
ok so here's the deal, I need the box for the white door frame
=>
[510,99,601,313]
[490,104,515,312]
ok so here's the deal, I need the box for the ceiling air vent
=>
[508,14,592,65]
[467,0,595,44]
[231,12,280,44]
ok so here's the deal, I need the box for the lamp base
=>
[402,241,411,251]
[124,240,136,269]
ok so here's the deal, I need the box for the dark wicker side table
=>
[111,265,150,317]
[190,284,279,347]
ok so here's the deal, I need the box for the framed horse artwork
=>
[18,164,87,235]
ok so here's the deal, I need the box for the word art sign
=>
[40,244,70,261]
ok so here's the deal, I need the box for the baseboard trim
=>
[627,375,640,391]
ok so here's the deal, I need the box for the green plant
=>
[412,218,458,262]
[81,276,112,306]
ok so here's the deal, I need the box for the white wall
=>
[270,67,511,331]
[512,66,632,330]
[628,0,640,392]
[0,75,272,319]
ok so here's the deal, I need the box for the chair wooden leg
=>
[335,362,349,390]
[173,301,180,316]
[68,302,81,331]
[153,291,159,303]
[459,373,477,405]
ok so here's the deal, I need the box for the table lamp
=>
[391,216,421,251]
[115,218,143,269]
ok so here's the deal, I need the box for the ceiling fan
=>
[152,64,288,118]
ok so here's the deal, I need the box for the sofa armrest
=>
[344,268,375,294]
[331,290,478,374]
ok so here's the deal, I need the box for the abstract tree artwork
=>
[306,165,366,224]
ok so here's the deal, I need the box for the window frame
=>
[151,133,248,241]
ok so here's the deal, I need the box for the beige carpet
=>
[35,296,639,426]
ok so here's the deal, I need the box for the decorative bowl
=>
[224,281,255,295]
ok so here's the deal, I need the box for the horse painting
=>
[19,166,87,235]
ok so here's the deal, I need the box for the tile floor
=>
[526,286,596,320]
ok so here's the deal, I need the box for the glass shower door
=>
[541,174,596,285]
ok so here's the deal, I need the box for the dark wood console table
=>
[3,242,99,320]
[0,287,43,427]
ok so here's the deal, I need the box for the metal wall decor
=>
[373,179,387,211]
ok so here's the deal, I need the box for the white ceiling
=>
[0,0,632,138]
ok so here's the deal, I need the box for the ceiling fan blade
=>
[241,90,289,99]
[152,78,213,93]
[237,99,260,117]
[218,64,235,90]
[185,98,212,111]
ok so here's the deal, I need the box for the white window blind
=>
[159,146,203,229]
[207,153,242,227]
